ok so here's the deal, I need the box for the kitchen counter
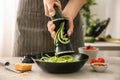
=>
[0,51,120,80]
[85,42,120,50]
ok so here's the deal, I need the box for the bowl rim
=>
[34,53,89,64]
[78,47,99,51]
[91,62,108,67]
[35,59,88,64]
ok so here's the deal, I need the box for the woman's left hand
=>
[43,0,61,17]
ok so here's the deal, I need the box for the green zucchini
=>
[84,36,95,43]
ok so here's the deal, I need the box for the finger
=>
[54,2,62,11]
[44,4,49,16]
[55,0,61,7]
[51,24,55,31]
[43,0,50,16]
[49,24,55,34]
[67,28,73,36]
[67,20,74,36]
[47,1,55,16]
[48,23,56,34]
[47,21,53,28]
[51,31,56,39]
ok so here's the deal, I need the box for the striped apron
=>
[13,0,84,56]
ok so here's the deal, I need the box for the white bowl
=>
[91,63,108,72]
[78,47,99,63]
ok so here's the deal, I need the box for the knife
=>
[0,59,20,73]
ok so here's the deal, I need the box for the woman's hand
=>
[67,20,74,36]
[43,0,61,17]
[47,21,56,39]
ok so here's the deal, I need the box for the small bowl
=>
[78,47,99,63]
[91,63,108,72]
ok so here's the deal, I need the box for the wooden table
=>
[0,51,120,80]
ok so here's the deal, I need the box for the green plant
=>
[81,0,97,28]
[80,0,110,42]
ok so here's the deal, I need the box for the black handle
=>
[0,59,10,66]
[50,5,63,20]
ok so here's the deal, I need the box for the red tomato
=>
[97,57,105,63]
[86,45,95,50]
[90,59,97,64]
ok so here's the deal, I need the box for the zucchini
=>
[93,18,110,37]
[85,18,110,37]
[57,22,70,44]
[84,36,95,43]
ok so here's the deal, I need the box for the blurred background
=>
[0,0,120,57]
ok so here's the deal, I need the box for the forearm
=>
[62,0,86,20]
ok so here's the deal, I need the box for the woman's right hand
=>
[43,0,61,17]
[47,21,56,39]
